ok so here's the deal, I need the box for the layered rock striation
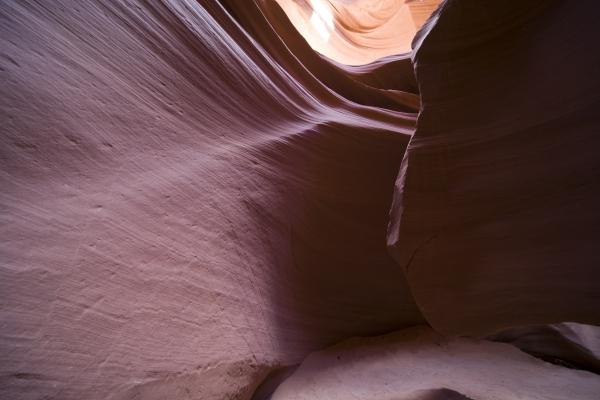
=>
[1,0,420,398]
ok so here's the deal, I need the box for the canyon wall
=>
[0,1,420,398]
[2,0,599,398]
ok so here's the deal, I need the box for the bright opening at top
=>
[309,0,335,41]
[275,0,442,66]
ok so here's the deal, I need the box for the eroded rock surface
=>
[0,1,420,398]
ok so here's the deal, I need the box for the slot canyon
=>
[1,0,599,399]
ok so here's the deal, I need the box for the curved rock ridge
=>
[224,1,421,113]
[270,326,600,400]
[0,0,420,398]
[388,0,600,336]
[274,0,442,65]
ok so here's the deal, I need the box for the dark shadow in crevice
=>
[410,388,475,400]
[489,323,600,375]
[251,365,298,400]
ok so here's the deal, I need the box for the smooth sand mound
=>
[272,326,600,400]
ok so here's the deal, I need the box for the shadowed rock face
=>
[388,0,600,336]
[1,0,599,399]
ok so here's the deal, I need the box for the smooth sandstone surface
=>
[271,326,600,400]
[1,1,421,398]
[388,0,600,336]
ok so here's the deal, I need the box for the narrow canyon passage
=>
[1,1,599,399]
